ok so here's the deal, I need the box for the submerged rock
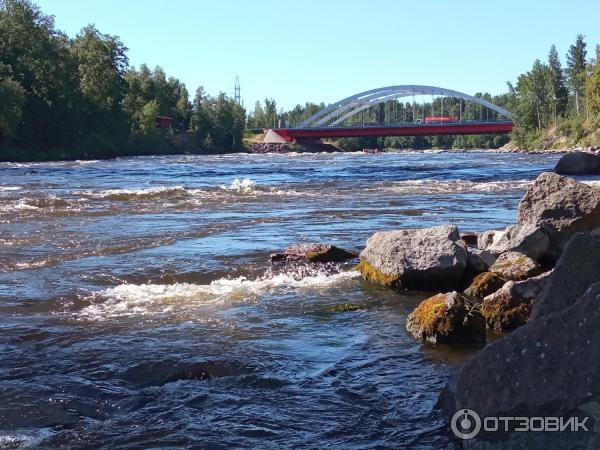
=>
[464,271,506,300]
[481,270,552,332]
[405,292,485,345]
[554,151,600,175]
[329,303,362,313]
[358,225,467,290]
[532,233,600,320]
[488,251,541,281]
[270,243,356,264]
[438,282,600,449]
[516,172,600,259]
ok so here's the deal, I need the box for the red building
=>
[155,116,173,130]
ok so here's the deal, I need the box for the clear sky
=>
[37,0,600,110]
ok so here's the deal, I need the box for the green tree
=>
[548,45,568,120]
[71,25,128,111]
[586,60,600,119]
[0,71,25,141]
[566,34,587,115]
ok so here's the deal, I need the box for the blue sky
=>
[37,0,600,110]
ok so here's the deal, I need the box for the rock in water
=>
[358,225,467,290]
[270,243,356,264]
[481,270,552,332]
[464,272,506,300]
[516,172,600,259]
[405,292,485,345]
[438,282,600,449]
[554,151,600,175]
[488,251,542,281]
[532,233,600,319]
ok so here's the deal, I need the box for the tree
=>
[586,60,600,119]
[566,34,587,115]
[548,45,568,120]
[0,72,25,141]
[71,25,128,111]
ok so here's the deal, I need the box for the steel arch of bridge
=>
[299,85,512,128]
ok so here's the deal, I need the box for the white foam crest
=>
[76,270,360,321]
[384,179,532,194]
[85,185,188,199]
[0,186,21,192]
[11,200,39,210]
[220,178,257,192]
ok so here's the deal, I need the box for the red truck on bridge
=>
[423,116,459,124]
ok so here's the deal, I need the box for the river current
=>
[0,151,560,449]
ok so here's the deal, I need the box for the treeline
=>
[0,0,245,161]
[507,35,600,149]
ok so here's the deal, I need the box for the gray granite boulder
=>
[531,233,600,320]
[516,172,600,259]
[438,282,600,449]
[358,225,467,290]
[554,151,600,175]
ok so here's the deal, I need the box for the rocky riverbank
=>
[266,157,600,448]
[353,168,600,448]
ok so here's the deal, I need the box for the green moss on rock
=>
[329,303,362,313]
[357,260,401,287]
[464,272,507,300]
[406,292,486,345]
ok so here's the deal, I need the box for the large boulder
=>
[405,292,485,345]
[270,243,356,264]
[481,270,552,332]
[481,224,550,261]
[358,225,467,290]
[488,251,542,281]
[531,233,600,320]
[464,272,506,300]
[516,172,600,259]
[438,282,600,449]
[554,151,600,175]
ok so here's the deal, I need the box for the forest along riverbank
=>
[0,151,560,448]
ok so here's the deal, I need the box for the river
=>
[0,151,559,449]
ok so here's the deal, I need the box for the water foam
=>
[85,186,189,200]
[384,178,532,194]
[76,269,360,321]
[220,178,257,192]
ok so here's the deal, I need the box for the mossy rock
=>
[481,293,532,332]
[489,251,542,281]
[329,303,363,313]
[357,260,401,287]
[406,292,485,345]
[464,272,507,300]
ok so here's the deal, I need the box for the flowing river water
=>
[0,151,560,449]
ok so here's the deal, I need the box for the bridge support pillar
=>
[264,129,293,143]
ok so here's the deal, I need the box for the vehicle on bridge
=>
[423,116,458,124]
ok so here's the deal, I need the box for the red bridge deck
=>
[272,121,513,142]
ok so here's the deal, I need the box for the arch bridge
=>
[268,85,513,142]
